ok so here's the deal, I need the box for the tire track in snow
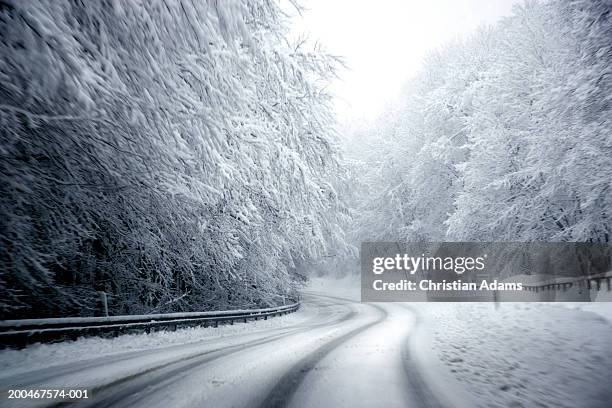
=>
[50,296,358,408]
[66,330,306,408]
[257,300,389,408]
[398,303,447,408]
[1,295,347,392]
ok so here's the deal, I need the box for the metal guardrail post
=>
[98,291,109,317]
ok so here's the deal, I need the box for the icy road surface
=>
[0,293,432,408]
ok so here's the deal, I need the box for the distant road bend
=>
[1,292,442,408]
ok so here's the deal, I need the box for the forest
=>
[346,0,611,244]
[0,0,346,318]
[1,0,610,318]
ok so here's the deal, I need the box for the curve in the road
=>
[257,299,389,408]
[49,295,359,408]
[5,294,439,408]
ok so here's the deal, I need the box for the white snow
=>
[410,302,612,408]
[553,302,612,325]
[306,275,361,301]
[0,304,314,381]
[2,276,611,408]
[309,277,612,408]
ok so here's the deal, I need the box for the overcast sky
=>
[286,0,521,125]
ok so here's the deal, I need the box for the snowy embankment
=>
[410,302,612,408]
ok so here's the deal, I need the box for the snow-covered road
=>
[4,284,612,408]
[1,293,431,408]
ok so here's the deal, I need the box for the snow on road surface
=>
[1,291,425,408]
[0,303,315,381]
[1,277,612,408]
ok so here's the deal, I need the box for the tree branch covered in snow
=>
[0,0,347,318]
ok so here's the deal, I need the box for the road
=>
[0,292,441,408]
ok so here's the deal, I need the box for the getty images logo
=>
[371,253,487,275]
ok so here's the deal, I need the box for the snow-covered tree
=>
[350,0,612,246]
[0,0,346,318]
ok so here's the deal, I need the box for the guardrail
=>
[522,275,612,293]
[0,302,299,349]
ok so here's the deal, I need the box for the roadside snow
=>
[0,277,356,382]
[411,302,612,408]
[554,303,612,325]
[5,274,610,408]
[0,304,313,380]
[306,275,360,300]
[307,276,612,408]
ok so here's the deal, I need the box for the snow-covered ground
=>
[307,275,361,300]
[559,302,612,325]
[312,276,612,408]
[1,276,611,408]
[0,302,316,380]
[0,278,359,380]
[411,302,612,408]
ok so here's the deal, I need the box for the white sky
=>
[285,0,521,125]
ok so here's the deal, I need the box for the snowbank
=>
[410,302,612,408]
